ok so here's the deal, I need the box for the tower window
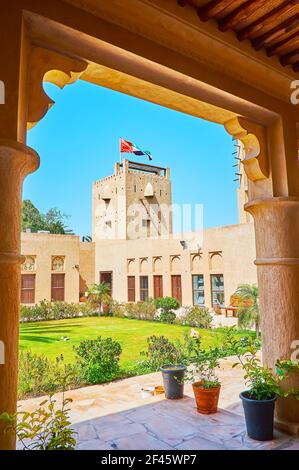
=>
[142,219,151,237]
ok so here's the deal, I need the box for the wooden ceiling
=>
[177,0,299,72]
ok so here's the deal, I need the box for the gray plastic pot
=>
[240,391,276,441]
[160,364,186,399]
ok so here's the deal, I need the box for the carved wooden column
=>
[246,197,299,435]
[226,115,299,435]
[0,24,86,446]
[0,141,39,450]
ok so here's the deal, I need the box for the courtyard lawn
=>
[19,317,246,369]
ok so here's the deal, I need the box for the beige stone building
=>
[20,157,257,308]
[20,233,95,305]
[93,159,257,309]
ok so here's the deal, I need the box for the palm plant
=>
[86,282,111,314]
[233,284,260,337]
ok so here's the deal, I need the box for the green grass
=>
[19,316,250,369]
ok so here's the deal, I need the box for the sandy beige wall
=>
[79,242,95,294]
[94,223,257,308]
[21,233,80,304]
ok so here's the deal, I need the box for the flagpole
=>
[119,137,122,164]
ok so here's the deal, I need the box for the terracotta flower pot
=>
[192,381,221,414]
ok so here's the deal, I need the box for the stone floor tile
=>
[77,439,114,450]
[112,432,174,450]
[280,440,299,450]
[98,421,146,442]
[224,430,290,450]
[176,436,225,450]
[72,422,97,441]
[143,414,199,446]
[17,367,299,451]
[91,413,132,431]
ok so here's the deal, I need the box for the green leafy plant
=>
[159,310,176,324]
[184,334,221,389]
[140,335,185,371]
[1,359,77,450]
[225,333,299,400]
[74,337,122,384]
[155,296,180,311]
[18,352,77,399]
[155,297,179,324]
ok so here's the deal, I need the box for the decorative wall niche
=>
[127,258,135,274]
[191,252,204,271]
[22,256,36,272]
[170,255,181,272]
[51,256,65,272]
[153,256,163,273]
[140,257,149,273]
[209,252,223,271]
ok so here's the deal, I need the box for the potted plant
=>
[161,364,187,399]
[185,335,221,414]
[229,339,299,441]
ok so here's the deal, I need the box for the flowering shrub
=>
[179,306,213,329]
[125,300,156,321]
[20,300,95,323]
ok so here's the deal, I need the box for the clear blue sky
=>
[24,80,238,237]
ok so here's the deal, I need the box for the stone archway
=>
[1,0,299,449]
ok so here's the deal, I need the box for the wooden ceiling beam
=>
[293,60,299,71]
[266,30,299,56]
[219,0,263,33]
[252,13,299,50]
[237,0,297,41]
[280,47,299,65]
[197,0,236,22]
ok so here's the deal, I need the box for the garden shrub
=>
[155,296,180,311]
[180,306,213,329]
[159,310,176,324]
[18,352,76,399]
[155,297,180,324]
[20,300,95,323]
[125,300,156,321]
[140,335,185,371]
[108,301,126,318]
[74,337,122,384]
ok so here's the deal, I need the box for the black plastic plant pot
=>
[240,391,276,441]
[160,365,186,399]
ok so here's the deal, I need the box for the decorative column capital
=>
[0,140,39,177]
[245,196,299,263]
[224,116,269,182]
[27,47,87,129]
[0,141,40,260]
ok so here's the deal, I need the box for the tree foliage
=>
[22,200,73,234]
[232,284,260,337]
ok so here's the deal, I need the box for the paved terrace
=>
[18,357,299,450]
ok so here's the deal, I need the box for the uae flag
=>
[120,138,152,160]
